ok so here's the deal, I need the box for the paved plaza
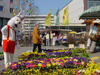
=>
[0,45,100,71]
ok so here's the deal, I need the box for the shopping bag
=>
[89,33,97,41]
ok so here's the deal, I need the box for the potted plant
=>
[79,35,86,49]
[67,34,75,49]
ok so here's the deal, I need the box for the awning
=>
[40,29,72,32]
[40,29,60,32]
[79,5,100,19]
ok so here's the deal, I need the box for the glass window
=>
[10,8,13,13]
[0,6,3,11]
[3,19,9,27]
[95,2,100,6]
[10,0,13,3]
[87,0,100,9]
[87,0,100,1]
[0,18,3,29]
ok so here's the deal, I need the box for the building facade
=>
[54,0,100,32]
[21,15,54,35]
[0,0,19,30]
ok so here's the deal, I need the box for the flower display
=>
[1,48,100,75]
[18,50,72,61]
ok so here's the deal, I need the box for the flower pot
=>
[69,44,74,49]
[79,44,85,48]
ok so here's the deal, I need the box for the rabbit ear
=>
[17,12,22,16]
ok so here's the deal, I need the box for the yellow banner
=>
[63,7,69,25]
[45,10,51,25]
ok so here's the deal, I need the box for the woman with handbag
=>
[87,23,98,53]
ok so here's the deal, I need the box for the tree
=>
[20,0,39,15]
[10,0,39,16]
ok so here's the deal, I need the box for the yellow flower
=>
[64,57,69,58]
[45,72,48,74]
[18,62,21,64]
[40,61,43,63]
[73,59,78,62]
[34,52,38,54]
[38,63,42,67]
[31,52,34,54]
[47,64,51,67]
[27,61,33,63]
[52,63,56,66]
[22,52,26,55]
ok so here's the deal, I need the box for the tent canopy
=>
[79,5,100,19]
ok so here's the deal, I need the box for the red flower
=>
[94,71,97,73]
[47,59,50,61]
[33,65,38,67]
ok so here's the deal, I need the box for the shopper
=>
[31,22,42,53]
[50,31,53,46]
[87,23,98,53]
[46,32,49,46]
[53,35,57,46]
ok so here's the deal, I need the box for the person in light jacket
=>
[87,23,98,53]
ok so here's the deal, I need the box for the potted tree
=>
[67,34,75,49]
[79,35,86,49]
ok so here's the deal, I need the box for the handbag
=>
[89,27,97,41]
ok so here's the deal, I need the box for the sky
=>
[34,0,71,15]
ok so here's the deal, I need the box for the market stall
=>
[80,5,100,53]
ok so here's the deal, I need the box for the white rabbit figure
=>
[1,12,24,68]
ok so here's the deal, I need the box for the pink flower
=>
[36,60,39,62]
[43,60,45,63]
[42,64,46,68]
[21,63,24,66]
[30,64,34,68]
[60,63,64,67]
[73,62,77,66]
[12,65,17,69]
[77,63,81,65]
[47,62,50,64]
[26,65,30,68]
[11,63,15,65]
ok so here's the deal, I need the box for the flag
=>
[63,6,69,25]
[56,9,59,25]
[45,10,51,25]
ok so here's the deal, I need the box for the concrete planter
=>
[79,44,85,48]
[69,44,74,49]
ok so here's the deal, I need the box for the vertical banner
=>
[63,6,69,25]
[56,9,59,25]
[45,10,51,25]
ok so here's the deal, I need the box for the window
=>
[10,0,13,3]
[0,18,3,29]
[10,8,13,13]
[87,0,100,9]
[0,6,3,11]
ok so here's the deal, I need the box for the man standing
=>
[32,22,42,53]
[46,32,49,46]
[50,31,53,46]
